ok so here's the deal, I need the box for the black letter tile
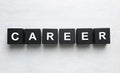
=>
[7,28,24,44]
[24,29,41,44]
[76,28,93,44]
[42,29,58,44]
[59,29,75,44]
[94,28,110,44]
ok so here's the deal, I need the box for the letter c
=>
[11,32,19,41]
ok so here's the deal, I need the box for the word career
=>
[7,28,110,44]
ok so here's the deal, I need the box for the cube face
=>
[24,29,41,44]
[76,28,93,44]
[42,29,58,44]
[59,29,75,44]
[7,28,24,44]
[94,28,110,44]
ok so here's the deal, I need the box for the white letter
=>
[64,32,71,40]
[99,32,106,40]
[11,32,19,41]
[29,32,37,40]
[82,32,88,40]
[47,32,54,40]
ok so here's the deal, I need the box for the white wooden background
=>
[0,0,120,73]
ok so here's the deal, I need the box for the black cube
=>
[24,29,41,44]
[76,28,93,44]
[59,29,75,44]
[7,28,24,44]
[42,29,58,44]
[94,28,110,44]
